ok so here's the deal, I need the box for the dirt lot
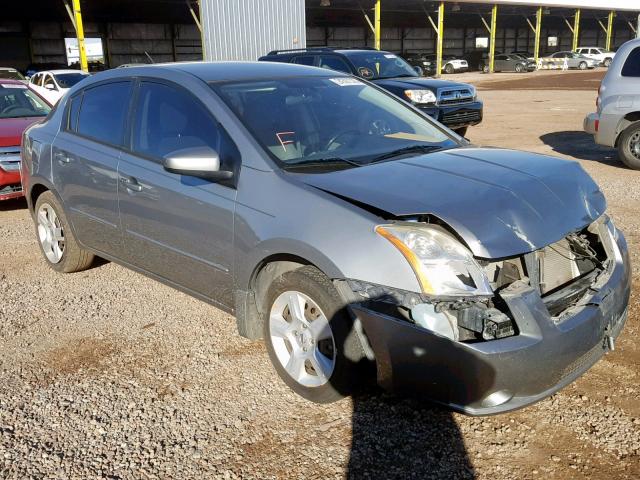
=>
[1,69,639,479]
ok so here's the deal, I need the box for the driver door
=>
[117,80,238,307]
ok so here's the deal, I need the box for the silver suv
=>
[584,38,640,169]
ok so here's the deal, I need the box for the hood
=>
[372,77,472,92]
[0,116,44,147]
[297,147,606,259]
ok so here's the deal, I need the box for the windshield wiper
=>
[368,145,445,164]
[283,157,362,169]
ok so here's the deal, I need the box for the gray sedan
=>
[544,51,599,69]
[20,62,630,415]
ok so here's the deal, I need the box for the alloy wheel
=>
[37,203,65,263]
[629,131,640,161]
[269,290,336,388]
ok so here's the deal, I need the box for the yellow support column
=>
[374,0,381,50]
[71,0,88,72]
[534,6,542,64]
[572,9,581,51]
[606,11,615,51]
[489,4,498,73]
[436,1,444,78]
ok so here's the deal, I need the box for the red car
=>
[0,79,51,200]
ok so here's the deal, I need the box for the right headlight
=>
[404,89,437,105]
[376,224,493,296]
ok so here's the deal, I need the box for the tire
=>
[34,191,94,273]
[603,58,612,67]
[617,121,640,170]
[454,127,468,137]
[444,63,455,74]
[515,63,524,73]
[579,61,587,70]
[263,266,366,403]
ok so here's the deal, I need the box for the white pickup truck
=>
[584,38,640,169]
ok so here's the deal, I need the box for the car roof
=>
[111,61,349,82]
[0,67,18,71]
[35,69,89,75]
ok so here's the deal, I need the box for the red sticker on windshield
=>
[276,131,295,152]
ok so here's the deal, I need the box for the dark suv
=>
[259,47,483,136]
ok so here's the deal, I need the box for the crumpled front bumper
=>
[353,233,631,416]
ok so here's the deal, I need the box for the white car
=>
[28,70,90,105]
[584,38,640,168]
[575,47,615,67]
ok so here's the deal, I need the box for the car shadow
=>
[328,304,480,479]
[0,197,28,211]
[539,131,623,166]
[347,392,475,479]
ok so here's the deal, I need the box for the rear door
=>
[117,79,238,307]
[52,80,133,255]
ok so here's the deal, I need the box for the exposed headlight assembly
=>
[404,89,437,105]
[376,224,493,296]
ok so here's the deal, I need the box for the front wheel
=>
[603,58,612,67]
[34,191,94,272]
[515,63,524,73]
[617,121,640,170]
[579,61,587,70]
[263,266,366,403]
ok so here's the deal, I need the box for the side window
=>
[131,81,237,167]
[622,47,640,77]
[293,55,316,66]
[76,81,133,146]
[44,74,56,90]
[32,74,41,86]
[318,55,352,74]
[66,93,82,131]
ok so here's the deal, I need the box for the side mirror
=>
[163,146,233,181]
[413,65,424,76]
[45,83,56,90]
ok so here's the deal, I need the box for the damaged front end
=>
[338,214,630,415]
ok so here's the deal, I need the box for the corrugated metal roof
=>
[200,0,306,61]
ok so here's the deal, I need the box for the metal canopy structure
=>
[306,0,640,76]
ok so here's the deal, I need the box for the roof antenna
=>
[144,51,155,64]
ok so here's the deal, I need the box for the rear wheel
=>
[34,191,94,273]
[263,266,366,403]
[444,63,455,74]
[617,121,640,170]
[579,61,587,70]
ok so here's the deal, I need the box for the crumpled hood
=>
[298,147,606,259]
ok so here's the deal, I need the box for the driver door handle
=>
[119,175,143,192]
[54,151,70,165]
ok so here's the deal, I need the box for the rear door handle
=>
[54,151,70,165]
[119,176,143,192]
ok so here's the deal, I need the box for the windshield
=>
[346,51,418,80]
[0,85,51,118]
[213,76,458,170]
[53,73,88,88]
[0,70,25,81]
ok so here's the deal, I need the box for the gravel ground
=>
[1,70,639,479]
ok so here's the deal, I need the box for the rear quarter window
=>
[76,81,133,146]
[621,47,640,77]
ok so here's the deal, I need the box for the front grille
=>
[438,88,474,106]
[0,184,22,194]
[0,146,21,172]
[441,110,481,126]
